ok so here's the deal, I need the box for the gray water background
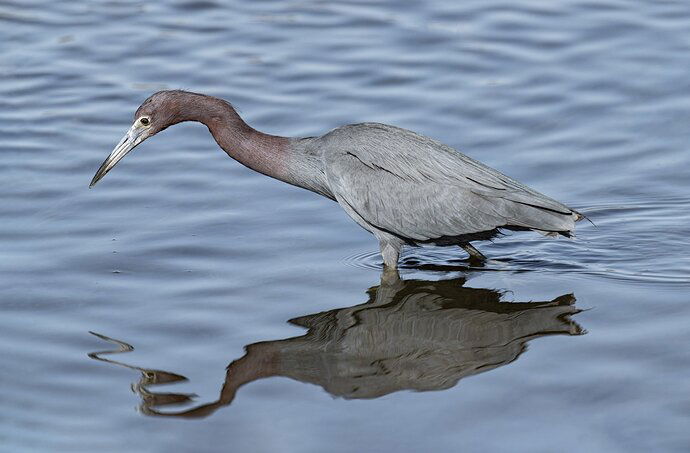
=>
[2,0,690,451]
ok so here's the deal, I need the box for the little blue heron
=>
[90,90,584,267]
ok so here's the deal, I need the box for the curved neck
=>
[187,96,291,181]
[167,92,332,198]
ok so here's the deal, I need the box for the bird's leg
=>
[460,243,487,262]
[379,240,401,269]
[380,266,401,286]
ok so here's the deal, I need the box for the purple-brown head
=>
[90,90,200,187]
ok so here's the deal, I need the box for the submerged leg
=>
[379,266,401,287]
[379,239,402,269]
[460,243,487,262]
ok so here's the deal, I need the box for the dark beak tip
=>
[90,161,110,188]
[91,128,139,189]
[90,171,106,188]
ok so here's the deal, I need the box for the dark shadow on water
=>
[89,270,584,419]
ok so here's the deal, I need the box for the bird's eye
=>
[139,117,150,126]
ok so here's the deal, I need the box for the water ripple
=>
[2,0,690,450]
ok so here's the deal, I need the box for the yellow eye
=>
[139,117,150,126]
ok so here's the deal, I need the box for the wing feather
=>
[321,123,580,242]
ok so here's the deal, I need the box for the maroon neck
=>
[160,92,332,198]
[189,98,291,181]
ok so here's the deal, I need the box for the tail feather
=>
[503,202,583,238]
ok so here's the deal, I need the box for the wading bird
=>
[91,90,583,267]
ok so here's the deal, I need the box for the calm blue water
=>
[1,1,689,452]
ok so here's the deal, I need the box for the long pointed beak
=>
[90,124,146,187]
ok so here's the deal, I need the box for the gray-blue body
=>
[289,122,581,265]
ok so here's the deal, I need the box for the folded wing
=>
[322,123,581,243]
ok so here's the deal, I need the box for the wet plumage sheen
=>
[91,90,584,267]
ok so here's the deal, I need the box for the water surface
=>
[1,1,689,451]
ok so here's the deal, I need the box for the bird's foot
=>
[460,244,487,265]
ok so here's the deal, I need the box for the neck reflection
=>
[89,270,584,418]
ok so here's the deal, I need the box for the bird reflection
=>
[89,271,584,418]
[88,332,196,409]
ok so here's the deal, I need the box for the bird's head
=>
[90,90,197,187]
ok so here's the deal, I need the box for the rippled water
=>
[2,1,689,451]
